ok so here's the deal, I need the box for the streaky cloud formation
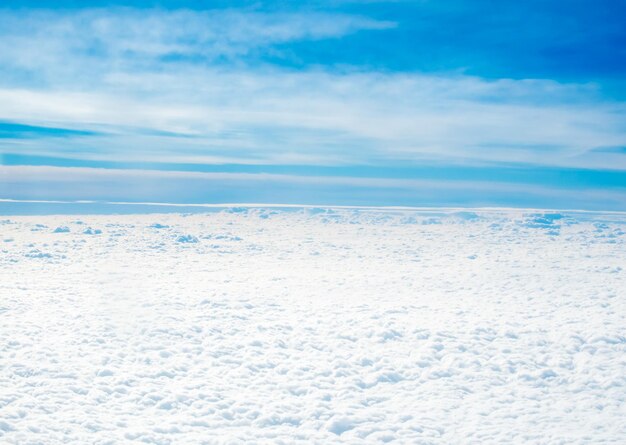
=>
[2,71,624,169]
[0,8,394,74]
[0,2,625,210]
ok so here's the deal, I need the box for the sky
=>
[1,0,625,211]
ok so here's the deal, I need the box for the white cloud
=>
[1,72,625,170]
[0,8,625,170]
[0,8,393,80]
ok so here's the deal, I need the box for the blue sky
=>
[1,0,625,211]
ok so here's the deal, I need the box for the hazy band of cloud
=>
[2,165,624,210]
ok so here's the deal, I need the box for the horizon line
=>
[2,198,626,216]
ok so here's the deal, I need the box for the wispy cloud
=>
[0,8,394,82]
[0,5,624,210]
[1,72,625,169]
[1,8,625,170]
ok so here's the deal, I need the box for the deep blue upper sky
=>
[1,0,625,211]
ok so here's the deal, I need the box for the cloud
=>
[0,8,394,84]
[1,165,624,210]
[1,71,625,170]
[0,7,624,176]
